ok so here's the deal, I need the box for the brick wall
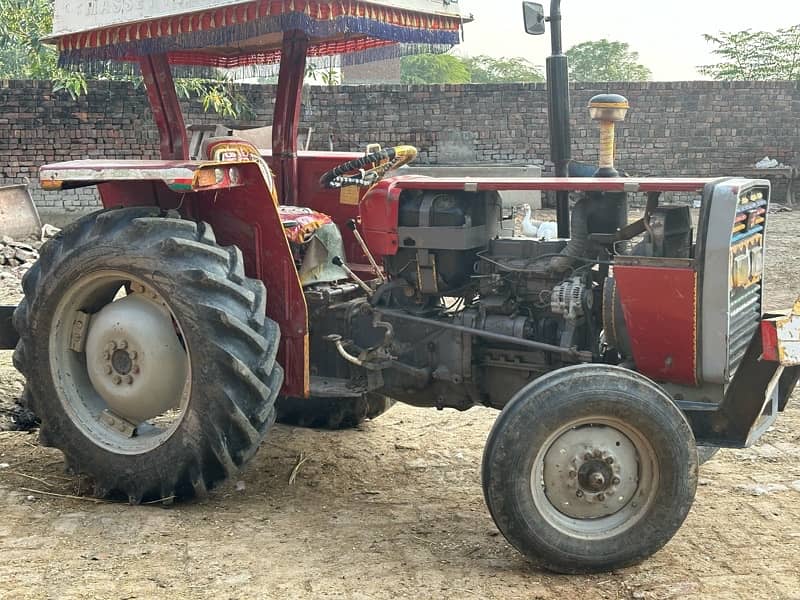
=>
[1,79,798,213]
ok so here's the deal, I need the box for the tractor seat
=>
[278,206,334,244]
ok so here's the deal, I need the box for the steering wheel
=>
[320,145,418,189]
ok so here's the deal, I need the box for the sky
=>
[456,0,800,80]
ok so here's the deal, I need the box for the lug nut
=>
[103,351,111,360]
[612,477,621,485]
[605,457,614,465]
[118,340,128,350]
[584,452,593,461]
[597,493,606,501]
[568,470,577,479]
[105,341,117,353]
[576,490,584,498]
[124,375,134,385]
[129,351,138,360]
[132,366,140,375]
[104,365,113,375]
[112,375,122,385]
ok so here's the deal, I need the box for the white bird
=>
[521,204,557,240]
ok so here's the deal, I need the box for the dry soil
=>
[0,210,799,599]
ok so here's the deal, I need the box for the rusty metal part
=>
[762,297,800,366]
[325,334,365,368]
[332,256,373,296]
[533,415,658,533]
[347,219,386,283]
[681,332,782,447]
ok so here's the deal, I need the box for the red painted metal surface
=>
[358,178,408,256]
[139,54,189,161]
[613,265,698,385]
[272,31,308,208]
[97,163,310,398]
[761,320,780,363]
[262,150,375,273]
[98,180,183,207]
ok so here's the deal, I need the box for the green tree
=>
[0,0,87,98]
[0,0,249,116]
[464,55,544,83]
[699,25,800,80]
[566,39,652,82]
[400,54,471,84]
[401,53,544,84]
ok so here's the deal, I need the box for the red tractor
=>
[2,0,799,574]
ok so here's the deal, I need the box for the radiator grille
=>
[727,188,768,378]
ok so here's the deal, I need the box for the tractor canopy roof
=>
[49,0,469,71]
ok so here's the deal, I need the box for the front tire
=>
[13,207,283,503]
[482,365,698,574]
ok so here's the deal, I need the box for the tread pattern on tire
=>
[482,364,698,574]
[13,207,283,503]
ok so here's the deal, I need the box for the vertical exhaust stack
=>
[523,1,572,238]
[545,1,572,239]
[588,94,630,177]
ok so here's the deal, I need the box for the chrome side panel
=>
[699,178,771,384]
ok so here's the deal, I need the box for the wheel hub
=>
[84,292,188,425]
[540,425,640,520]
[578,460,613,492]
[111,347,133,376]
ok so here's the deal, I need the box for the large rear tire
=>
[276,394,394,430]
[482,365,698,574]
[13,207,283,503]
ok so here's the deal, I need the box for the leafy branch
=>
[0,0,252,116]
[699,25,800,80]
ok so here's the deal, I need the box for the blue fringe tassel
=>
[59,12,461,68]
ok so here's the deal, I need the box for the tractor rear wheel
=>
[276,394,394,430]
[13,207,282,503]
[482,365,698,574]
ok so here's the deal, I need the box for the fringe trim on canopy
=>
[58,9,462,69]
[65,42,453,79]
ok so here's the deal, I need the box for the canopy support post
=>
[140,54,189,161]
[273,30,309,206]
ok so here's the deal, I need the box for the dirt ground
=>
[1,210,799,600]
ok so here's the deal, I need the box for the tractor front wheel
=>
[13,208,283,503]
[482,365,698,574]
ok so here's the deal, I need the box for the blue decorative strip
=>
[736,199,768,214]
[59,11,461,67]
[731,225,764,243]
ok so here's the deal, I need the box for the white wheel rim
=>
[531,417,659,539]
[50,270,192,455]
